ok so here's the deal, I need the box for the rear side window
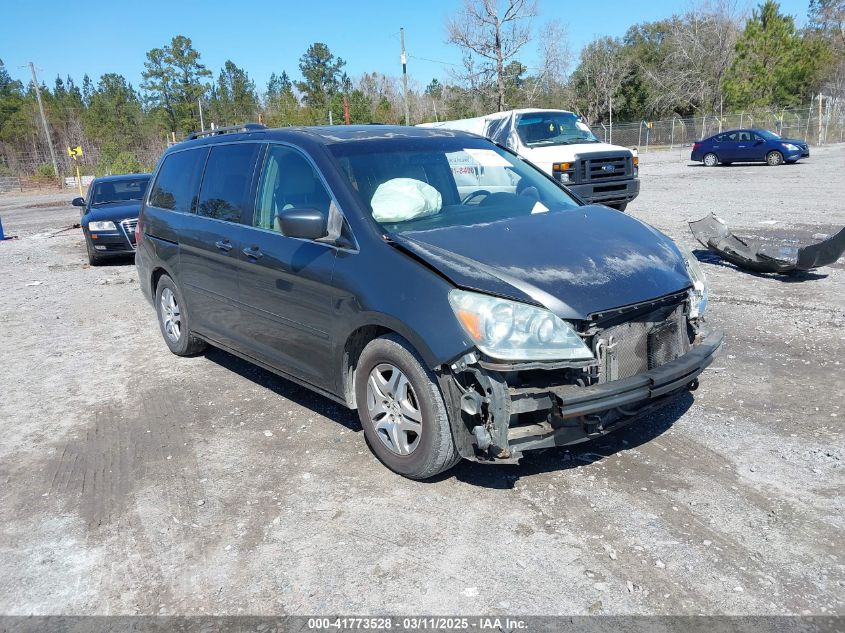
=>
[148,148,208,212]
[197,143,261,223]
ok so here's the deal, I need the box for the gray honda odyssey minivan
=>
[136,124,721,479]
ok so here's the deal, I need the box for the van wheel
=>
[703,153,719,167]
[354,334,460,479]
[766,150,784,166]
[609,202,627,212]
[154,275,207,356]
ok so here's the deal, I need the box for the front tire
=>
[85,235,101,266]
[608,202,627,212]
[154,275,207,356]
[354,334,460,479]
[703,153,719,167]
[766,150,784,166]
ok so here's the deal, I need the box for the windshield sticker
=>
[531,201,550,214]
[463,148,511,168]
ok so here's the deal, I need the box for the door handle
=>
[215,240,233,252]
[242,246,263,260]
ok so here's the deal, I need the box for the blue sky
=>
[1,0,812,92]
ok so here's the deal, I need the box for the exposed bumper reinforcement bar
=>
[506,329,723,453]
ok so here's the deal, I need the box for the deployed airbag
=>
[371,178,442,223]
[689,213,845,273]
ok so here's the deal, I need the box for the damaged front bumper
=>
[690,214,845,273]
[442,327,723,463]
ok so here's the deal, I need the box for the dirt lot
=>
[1,146,843,617]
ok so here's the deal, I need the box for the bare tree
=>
[646,2,742,115]
[573,37,631,123]
[447,0,538,111]
[526,19,570,105]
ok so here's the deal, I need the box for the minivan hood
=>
[391,205,691,320]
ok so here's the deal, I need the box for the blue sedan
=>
[691,128,809,167]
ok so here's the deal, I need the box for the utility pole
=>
[818,94,824,146]
[400,27,410,126]
[29,62,59,183]
[198,98,205,132]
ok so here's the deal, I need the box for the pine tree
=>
[724,0,831,108]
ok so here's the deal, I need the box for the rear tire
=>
[154,275,207,356]
[766,150,784,166]
[703,153,719,167]
[354,334,460,479]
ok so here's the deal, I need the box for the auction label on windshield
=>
[307,616,528,630]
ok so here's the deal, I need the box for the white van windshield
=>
[516,112,599,147]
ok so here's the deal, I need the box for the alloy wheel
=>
[767,151,783,166]
[366,363,422,456]
[703,153,718,167]
[160,287,182,342]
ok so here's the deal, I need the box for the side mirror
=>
[277,207,328,240]
[71,197,85,207]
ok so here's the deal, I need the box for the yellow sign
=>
[67,146,83,159]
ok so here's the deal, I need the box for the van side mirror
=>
[71,197,85,207]
[277,208,328,240]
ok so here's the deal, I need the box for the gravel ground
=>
[0,146,843,616]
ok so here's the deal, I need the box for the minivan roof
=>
[169,125,482,153]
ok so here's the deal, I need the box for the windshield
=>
[516,112,599,147]
[329,136,580,235]
[757,129,781,140]
[91,177,150,205]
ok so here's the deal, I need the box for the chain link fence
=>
[3,104,844,192]
[590,105,845,151]
[0,143,166,192]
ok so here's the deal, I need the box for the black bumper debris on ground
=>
[689,213,845,274]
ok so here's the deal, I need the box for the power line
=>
[408,53,547,74]
[408,54,463,68]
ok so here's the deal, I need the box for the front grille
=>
[594,305,689,383]
[120,218,138,248]
[579,155,632,183]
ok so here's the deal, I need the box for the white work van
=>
[418,108,639,211]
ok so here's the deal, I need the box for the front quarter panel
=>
[331,241,473,374]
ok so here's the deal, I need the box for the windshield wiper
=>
[530,138,598,147]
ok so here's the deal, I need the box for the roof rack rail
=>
[186,123,267,140]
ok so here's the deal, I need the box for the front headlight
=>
[783,143,799,152]
[448,289,594,361]
[88,221,116,231]
[680,246,708,318]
